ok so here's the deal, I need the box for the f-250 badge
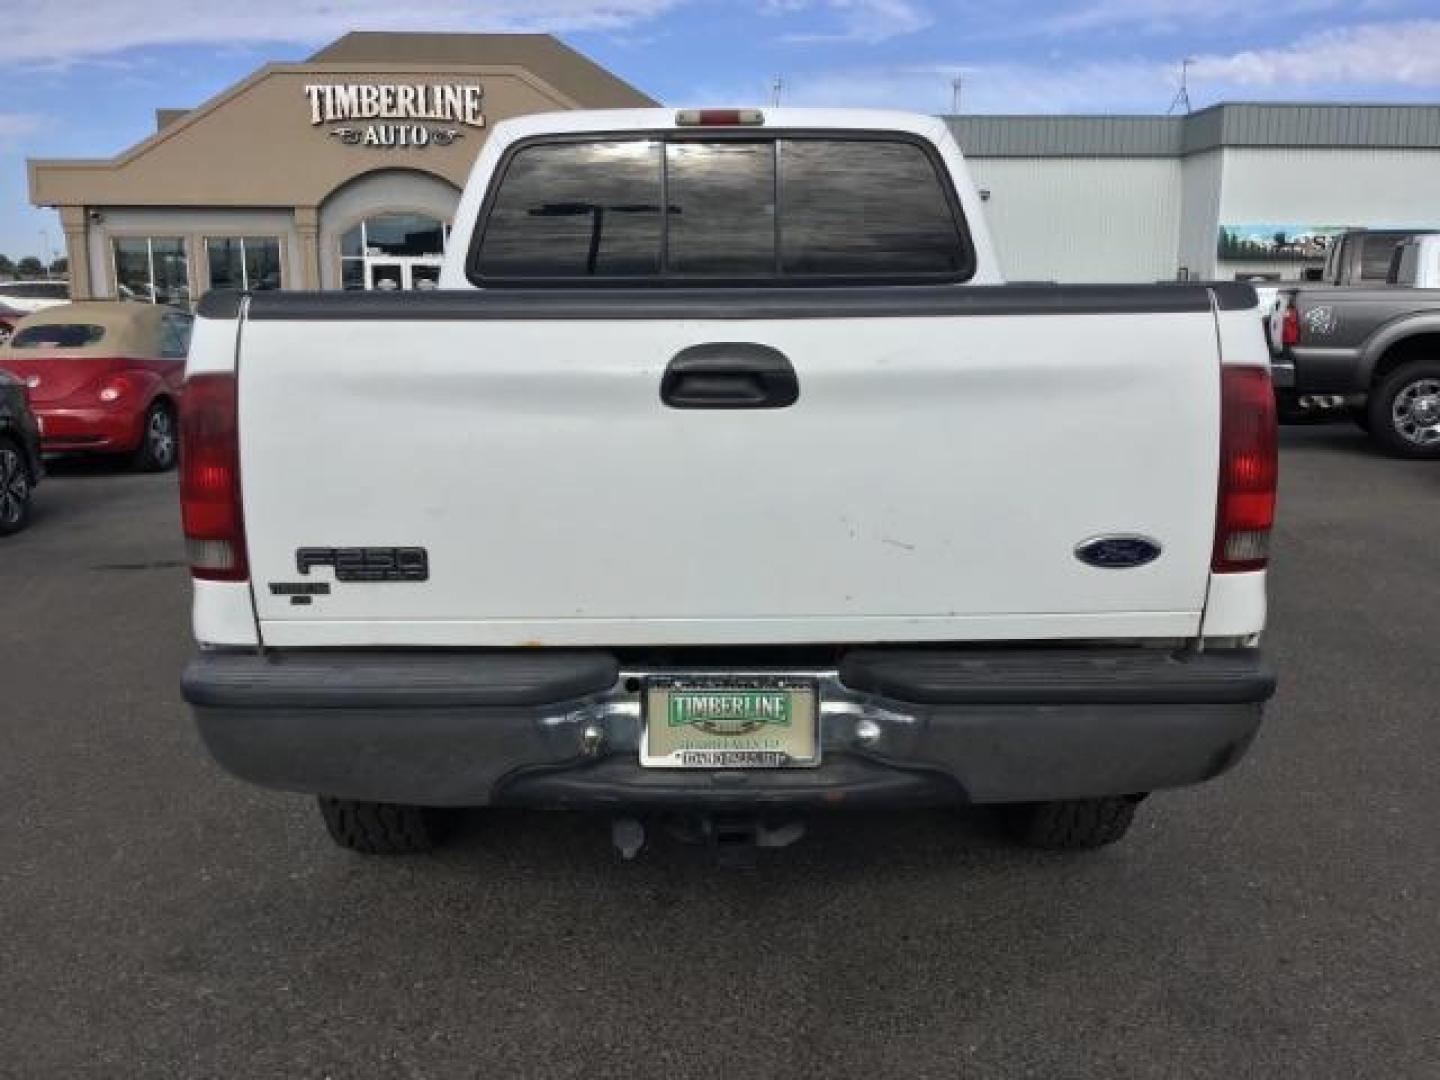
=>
[295,547,430,582]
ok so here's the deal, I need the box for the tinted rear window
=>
[473,135,969,284]
[477,141,662,278]
[666,141,777,277]
[780,141,966,275]
[11,324,106,349]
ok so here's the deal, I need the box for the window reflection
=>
[113,237,191,307]
[206,237,282,291]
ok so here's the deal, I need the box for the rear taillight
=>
[180,373,247,581]
[98,373,136,403]
[1213,365,1277,573]
[1280,304,1299,347]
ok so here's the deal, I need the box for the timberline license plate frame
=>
[640,676,821,769]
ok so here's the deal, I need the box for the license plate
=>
[641,677,819,769]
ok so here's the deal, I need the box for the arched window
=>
[340,213,451,291]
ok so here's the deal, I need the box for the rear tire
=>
[1367,360,1440,459]
[1003,796,1142,851]
[316,797,456,855]
[132,401,178,472]
[0,437,34,536]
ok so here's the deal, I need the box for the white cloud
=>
[1191,19,1440,87]
[763,0,932,43]
[741,19,1440,113]
[2,0,687,65]
[1033,0,1351,37]
[760,61,1172,113]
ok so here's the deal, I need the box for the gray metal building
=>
[948,104,1440,283]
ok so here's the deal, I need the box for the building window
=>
[113,237,190,307]
[206,237,283,291]
[340,214,449,291]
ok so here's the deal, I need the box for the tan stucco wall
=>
[30,62,590,209]
[30,39,654,298]
[57,206,91,299]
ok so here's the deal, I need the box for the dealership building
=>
[26,33,656,304]
[26,32,1440,297]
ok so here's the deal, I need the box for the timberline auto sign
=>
[304,83,485,148]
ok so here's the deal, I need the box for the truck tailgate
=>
[237,293,1222,646]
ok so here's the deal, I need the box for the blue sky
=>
[3,0,1440,258]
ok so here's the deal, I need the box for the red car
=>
[0,302,191,471]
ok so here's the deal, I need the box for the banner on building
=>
[1216,224,1348,263]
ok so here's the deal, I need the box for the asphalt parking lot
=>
[2,426,1437,1079]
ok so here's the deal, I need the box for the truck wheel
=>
[1003,796,1141,850]
[0,437,33,536]
[132,401,178,472]
[1368,362,1440,459]
[316,797,456,854]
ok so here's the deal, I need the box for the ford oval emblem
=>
[1074,534,1163,569]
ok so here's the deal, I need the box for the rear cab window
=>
[1360,233,1411,283]
[471,132,972,285]
[11,324,106,349]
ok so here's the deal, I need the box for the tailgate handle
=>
[661,343,799,409]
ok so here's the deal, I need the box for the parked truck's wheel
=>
[0,437,34,536]
[1003,796,1142,850]
[132,401,178,472]
[1368,361,1440,459]
[316,797,456,854]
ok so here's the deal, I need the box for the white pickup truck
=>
[180,108,1277,858]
